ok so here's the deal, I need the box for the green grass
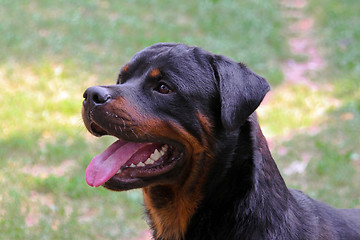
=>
[1,0,359,238]
[258,84,337,137]
[0,0,287,239]
[0,0,287,83]
[308,0,360,81]
[264,0,360,208]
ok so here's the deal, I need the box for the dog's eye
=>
[155,83,173,94]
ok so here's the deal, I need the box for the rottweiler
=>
[82,43,360,240]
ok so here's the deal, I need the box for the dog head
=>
[82,43,270,191]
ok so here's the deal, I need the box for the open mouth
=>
[85,122,183,189]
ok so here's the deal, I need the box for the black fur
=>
[187,114,360,239]
[83,43,360,240]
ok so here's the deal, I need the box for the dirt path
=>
[281,0,324,88]
[260,0,327,176]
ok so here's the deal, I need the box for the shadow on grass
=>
[0,130,147,239]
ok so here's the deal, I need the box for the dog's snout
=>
[83,86,112,106]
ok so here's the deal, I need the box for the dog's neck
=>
[143,114,299,240]
[142,133,214,240]
[143,183,204,240]
[187,114,304,239]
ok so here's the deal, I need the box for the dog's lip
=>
[104,149,184,190]
[85,120,187,190]
[90,122,108,136]
[98,143,185,191]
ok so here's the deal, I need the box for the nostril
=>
[93,93,100,104]
[93,93,111,104]
[83,86,112,106]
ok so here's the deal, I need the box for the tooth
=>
[154,149,161,159]
[145,158,154,165]
[130,163,136,168]
[137,162,145,167]
[162,145,169,154]
[150,152,161,161]
[150,153,156,160]
[117,169,122,174]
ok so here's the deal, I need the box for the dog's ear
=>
[211,55,270,131]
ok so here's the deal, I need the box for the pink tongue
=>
[85,140,147,187]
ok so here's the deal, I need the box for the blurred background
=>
[0,0,359,239]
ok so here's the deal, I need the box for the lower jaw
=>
[102,154,184,191]
[103,177,147,191]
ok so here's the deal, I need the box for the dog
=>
[82,43,360,240]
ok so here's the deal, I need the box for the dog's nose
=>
[83,86,112,106]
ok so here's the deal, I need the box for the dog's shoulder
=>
[290,189,360,238]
